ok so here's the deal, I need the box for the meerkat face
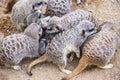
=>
[32,0,47,11]
[37,16,61,34]
[80,20,97,37]
[44,16,62,34]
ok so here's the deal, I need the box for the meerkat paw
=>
[99,64,114,69]
[63,69,72,74]
[60,68,72,74]
[12,65,21,70]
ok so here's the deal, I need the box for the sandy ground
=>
[0,0,120,80]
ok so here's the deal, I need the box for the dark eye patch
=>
[38,2,43,5]
[88,28,95,32]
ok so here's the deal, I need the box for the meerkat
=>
[11,0,47,32]
[40,9,96,34]
[62,22,120,80]
[26,9,44,26]
[26,20,97,76]
[0,23,42,70]
[45,0,71,17]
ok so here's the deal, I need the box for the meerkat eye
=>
[88,28,95,32]
[38,2,43,6]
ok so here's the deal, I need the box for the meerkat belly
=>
[63,44,77,55]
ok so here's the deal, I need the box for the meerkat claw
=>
[99,64,114,69]
[62,69,72,74]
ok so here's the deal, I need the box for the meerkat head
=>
[99,22,120,37]
[37,16,51,28]
[32,0,47,11]
[24,23,43,40]
[46,16,62,33]
[80,20,97,37]
[37,16,61,34]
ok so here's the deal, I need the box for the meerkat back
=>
[45,0,71,17]
[82,22,120,66]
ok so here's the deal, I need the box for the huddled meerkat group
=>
[0,0,120,80]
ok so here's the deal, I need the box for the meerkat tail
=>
[62,55,89,80]
[26,54,48,76]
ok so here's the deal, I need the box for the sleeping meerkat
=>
[0,23,42,70]
[62,22,120,80]
[11,0,47,31]
[26,20,97,76]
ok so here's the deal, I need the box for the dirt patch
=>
[0,0,120,80]
[0,15,19,36]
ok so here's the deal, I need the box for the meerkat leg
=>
[69,49,80,61]
[59,55,72,74]
[59,66,72,74]
[26,54,48,76]
[62,55,88,80]
[74,49,80,58]
[98,64,114,69]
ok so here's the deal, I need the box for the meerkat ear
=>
[81,30,85,37]
[24,23,42,40]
